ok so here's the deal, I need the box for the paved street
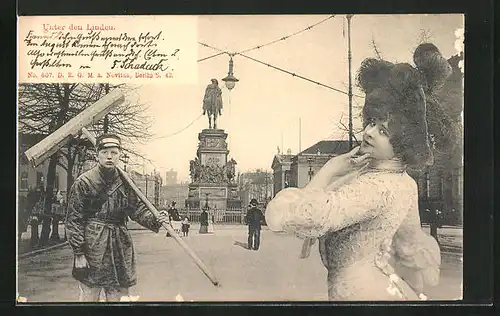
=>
[17,225,462,302]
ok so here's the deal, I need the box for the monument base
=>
[186,127,242,213]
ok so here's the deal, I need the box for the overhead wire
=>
[236,15,335,54]
[197,15,335,62]
[152,114,204,140]
[236,52,364,98]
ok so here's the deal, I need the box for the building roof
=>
[298,140,356,156]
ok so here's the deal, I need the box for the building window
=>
[54,173,59,190]
[20,172,28,189]
[423,172,430,198]
[456,168,463,197]
[437,172,444,199]
[284,170,291,188]
[36,172,44,188]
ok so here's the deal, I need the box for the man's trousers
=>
[78,282,129,302]
[248,227,261,250]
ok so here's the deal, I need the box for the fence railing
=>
[177,207,245,225]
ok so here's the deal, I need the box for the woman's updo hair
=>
[356,43,453,169]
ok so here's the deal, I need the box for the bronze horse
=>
[202,79,223,129]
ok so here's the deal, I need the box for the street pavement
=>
[17,224,463,302]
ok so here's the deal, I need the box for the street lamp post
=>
[264,171,268,201]
[121,153,129,171]
[307,157,314,182]
[222,54,239,91]
[347,14,354,150]
[204,193,211,210]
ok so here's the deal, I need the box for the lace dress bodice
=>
[265,170,438,300]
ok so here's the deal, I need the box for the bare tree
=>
[418,28,434,44]
[18,83,152,246]
[370,36,384,60]
[407,28,436,55]
[336,85,365,144]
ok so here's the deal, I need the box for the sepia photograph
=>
[16,14,464,303]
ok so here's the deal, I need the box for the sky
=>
[127,14,464,183]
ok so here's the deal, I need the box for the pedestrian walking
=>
[19,186,37,240]
[29,188,44,247]
[168,201,181,221]
[65,134,169,302]
[181,217,190,237]
[246,199,264,251]
[50,190,65,241]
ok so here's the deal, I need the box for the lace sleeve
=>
[392,224,441,288]
[265,173,396,238]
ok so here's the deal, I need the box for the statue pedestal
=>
[186,128,241,212]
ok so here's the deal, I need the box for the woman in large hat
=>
[265,43,454,300]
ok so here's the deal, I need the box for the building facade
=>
[161,182,189,209]
[237,170,273,208]
[274,140,352,190]
[270,154,294,197]
[129,170,162,207]
[165,168,178,186]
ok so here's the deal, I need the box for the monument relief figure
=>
[189,157,201,182]
[188,187,198,198]
[199,165,208,183]
[211,165,223,183]
[225,158,237,183]
[207,156,220,166]
[206,138,221,148]
[202,79,223,129]
[199,164,223,184]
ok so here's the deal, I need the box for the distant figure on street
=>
[199,209,209,234]
[19,187,37,240]
[246,199,264,251]
[50,190,65,241]
[65,134,169,302]
[168,201,181,221]
[165,201,181,237]
[181,217,191,237]
[30,187,45,247]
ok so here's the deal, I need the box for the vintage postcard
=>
[17,14,464,303]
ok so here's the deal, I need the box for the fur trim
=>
[356,58,394,94]
[413,43,452,94]
[358,43,454,168]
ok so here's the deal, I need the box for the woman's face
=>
[359,119,395,160]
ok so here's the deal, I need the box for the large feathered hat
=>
[356,43,453,168]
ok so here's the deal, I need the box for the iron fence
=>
[177,207,245,225]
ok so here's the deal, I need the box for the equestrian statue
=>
[202,79,223,129]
